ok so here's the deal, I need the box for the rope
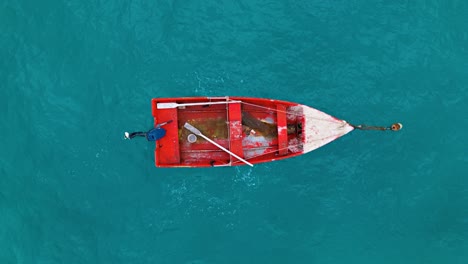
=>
[350,122,403,131]
[240,101,343,124]
[220,100,402,165]
[231,144,302,164]
[231,133,345,164]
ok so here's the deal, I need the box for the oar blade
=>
[157,102,178,109]
[183,122,201,135]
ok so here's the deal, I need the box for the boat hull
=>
[151,96,353,167]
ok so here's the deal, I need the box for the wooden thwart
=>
[228,102,244,159]
[277,104,288,155]
[155,108,180,164]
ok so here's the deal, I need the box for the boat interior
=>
[153,98,304,167]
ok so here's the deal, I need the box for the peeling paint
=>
[301,106,354,153]
[242,134,270,159]
[288,138,302,153]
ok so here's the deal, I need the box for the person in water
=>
[124,120,173,141]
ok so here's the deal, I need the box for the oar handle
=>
[158,100,241,109]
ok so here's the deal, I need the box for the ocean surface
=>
[1,0,467,263]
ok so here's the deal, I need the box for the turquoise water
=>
[2,0,467,263]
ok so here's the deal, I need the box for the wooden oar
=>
[157,100,241,109]
[183,122,254,167]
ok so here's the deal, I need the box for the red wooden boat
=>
[145,96,369,168]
